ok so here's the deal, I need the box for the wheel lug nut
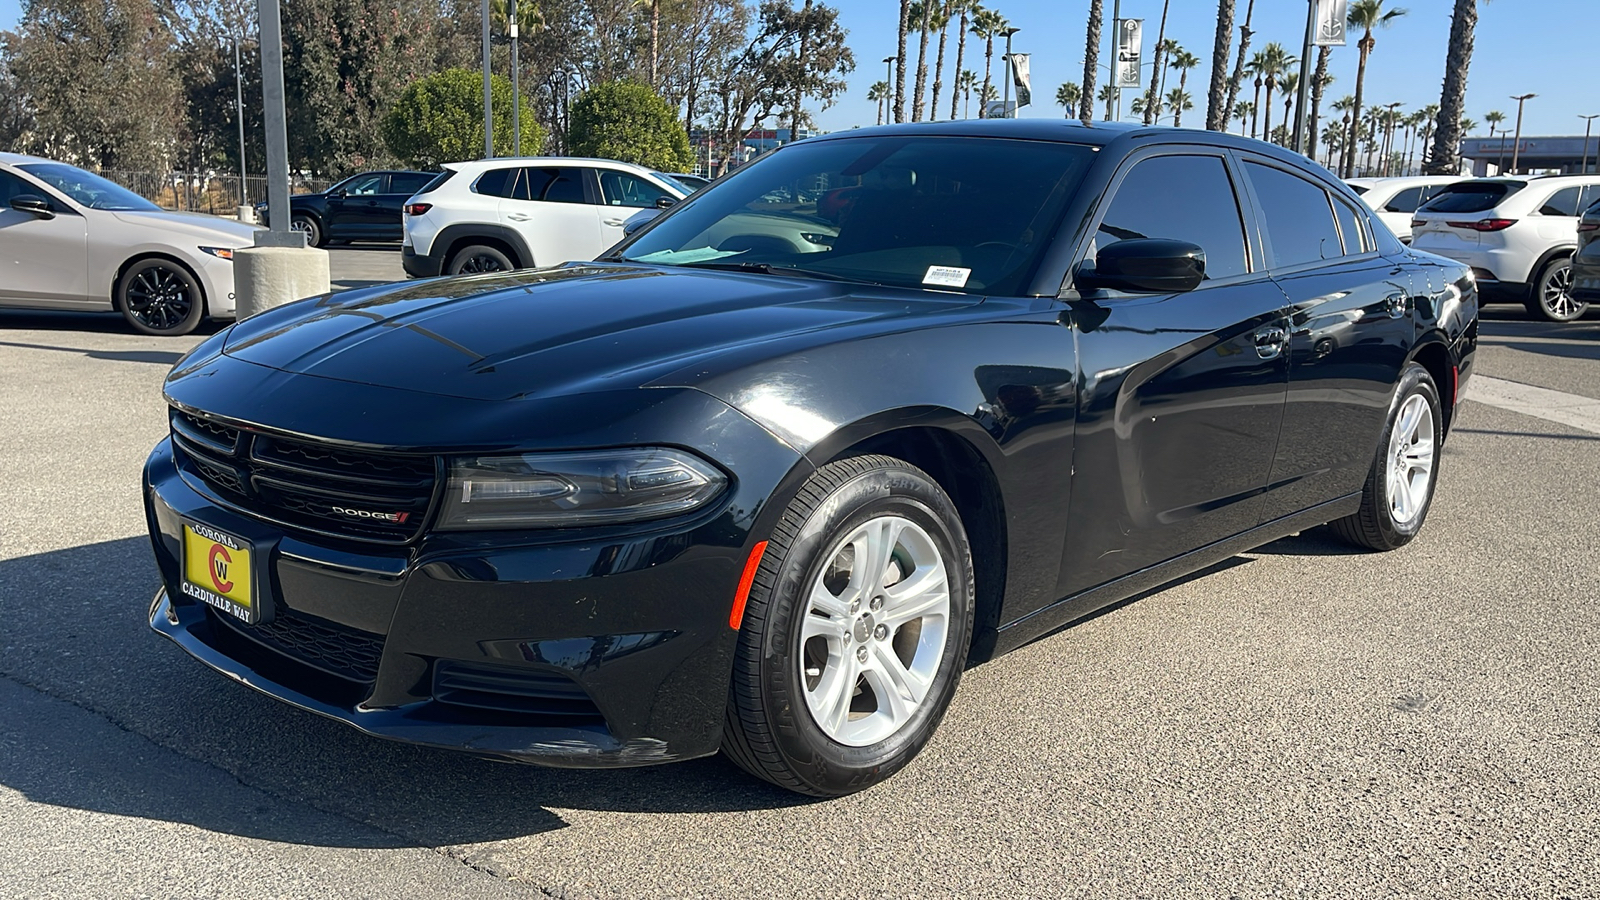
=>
[842,631,851,644]
[870,595,883,611]
[849,598,860,613]
[856,646,868,663]
[874,624,888,641]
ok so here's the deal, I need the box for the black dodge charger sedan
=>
[256,170,437,247]
[144,121,1478,797]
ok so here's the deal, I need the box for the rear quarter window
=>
[1419,182,1522,213]
[1538,187,1582,217]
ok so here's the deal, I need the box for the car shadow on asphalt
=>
[0,338,186,365]
[0,310,226,337]
[0,537,814,851]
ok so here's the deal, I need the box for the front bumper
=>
[143,419,792,767]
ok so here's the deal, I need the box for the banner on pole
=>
[1011,53,1032,109]
[1116,19,1143,89]
[1314,0,1348,46]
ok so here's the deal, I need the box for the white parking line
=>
[1466,375,1600,436]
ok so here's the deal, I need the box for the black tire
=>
[721,455,974,797]
[1329,363,1442,551]
[290,214,323,248]
[116,259,206,336]
[447,244,516,275]
[1523,256,1587,322]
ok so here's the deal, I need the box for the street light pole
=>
[510,0,520,156]
[1291,0,1315,154]
[1580,114,1599,174]
[257,0,296,246]
[1109,0,1121,121]
[234,39,248,208]
[482,0,493,158]
[1001,27,1020,118]
[1509,93,1535,173]
[883,56,897,119]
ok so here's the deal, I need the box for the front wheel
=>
[447,244,515,275]
[289,214,322,248]
[1329,363,1442,551]
[117,259,205,336]
[1525,257,1587,322]
[721,455,974,797]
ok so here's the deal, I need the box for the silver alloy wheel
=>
[125,265,194,331]
[289,217,313,237]
[1386,393,1436,527]
[1539,261,1586,321]
[799,515,950,747]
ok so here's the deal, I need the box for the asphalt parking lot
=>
[2,252,1598,898]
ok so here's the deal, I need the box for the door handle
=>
[507,213,532,222]
[1254,325,1287,360]
[602,218,626,227]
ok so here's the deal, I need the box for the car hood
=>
[221,263,985,402]
[111,210,260,245]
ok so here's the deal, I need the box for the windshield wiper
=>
[672,261,858,283]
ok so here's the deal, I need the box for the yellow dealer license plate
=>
[182,522,257,624]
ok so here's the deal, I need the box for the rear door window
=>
[1383,186,1423,213]
[1243,162,1343,267]
[1419,182,1522,213]
[521,167,590,204]
[1095,154,1249,280]
[1538,187,1582,217]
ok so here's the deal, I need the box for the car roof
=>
[0,152,59,166]
[442,157,658,177]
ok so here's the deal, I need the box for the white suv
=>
[1410,175,1600,321]
[1346,175,1462,243]
[401,158,688,277]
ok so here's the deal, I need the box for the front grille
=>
[209,606,385,683]
[170,409,438,543]
[433,660,604,721]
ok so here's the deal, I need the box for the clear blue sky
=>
[0,0,1589,138]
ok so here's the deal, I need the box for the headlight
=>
[200,246,236,261]
[437,448,727,530]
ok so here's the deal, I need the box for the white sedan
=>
[0,153,260,335]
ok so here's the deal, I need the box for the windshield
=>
[618,136,1096,295]
[651,172,693,193]
[1418,181,1523,214]
[18,163,160,211]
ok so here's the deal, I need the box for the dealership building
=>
[1460,135,1600,175]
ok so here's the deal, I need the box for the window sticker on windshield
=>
[923,265,971,288]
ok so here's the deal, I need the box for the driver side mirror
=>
[655,196,678,209]
[1075,238,1206,294]
[9,194,54,220]
[332,188,348,199]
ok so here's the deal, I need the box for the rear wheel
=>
[721,455,974,797]
[1329,364,1442,551]
[117,259,205,336]
[289,214,322,248]
[447,244,515,275]
[1524,257,1587,322]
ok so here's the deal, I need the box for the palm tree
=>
[1166,88,1194,127]
[1322,121,1344,168]
[1098,83,1121,116]
[1343,0,1408,177]
[1168,49,1200,128]
[1143,0,1171,126]
[1459,116,1477,135]
[911,0,934,121]
[980,83,999,110]
[948,1,978,121]
[1308,53,1334,161]
[1234,101,1253,136]
[1081,0,1103,125]
[1056,81,1082,118]
[1404,109,1427,173]
[868,80,892,126]
[958,69,978,118]
[1331,94,1355,164]
[930,1,955,122]
[1246,51,1265,138]
[896,0,911,123]
[1484,109,1505,141]
[1206,0,1236,130]
[1259,43,1295,146]
[1416,102,1440,169]
[1426,0,1485,174]
[1223,0,1258,128]
[972,9,1006,119]
[1157,39,1182,115]
[1280,72,1300,143]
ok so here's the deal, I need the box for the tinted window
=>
[521,167,588,204]
[1349,184,1369,195]
[0,170,35,205]
[1244,162,1342,267]
[1419,182,1522,213]
[472,167,518,198]
[619,136,1096,296]
[599,170,673,208]
[1096,155,1248,280]
[416,170,454,195]
[17,163,158,211]
[1383,186,1423,213]
[1331,197,1366,254]
[1582,186,1600,216]
[390,173,433,195]
[1420,185,1447,204]
[1538,187,1581,217]
[343,174,386,196]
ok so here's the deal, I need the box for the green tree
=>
[569,79,692,171]
[383,68,544,168]
[3,0,184,169]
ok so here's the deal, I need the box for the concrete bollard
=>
[234,245,331,319]
[236,205,257,224]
